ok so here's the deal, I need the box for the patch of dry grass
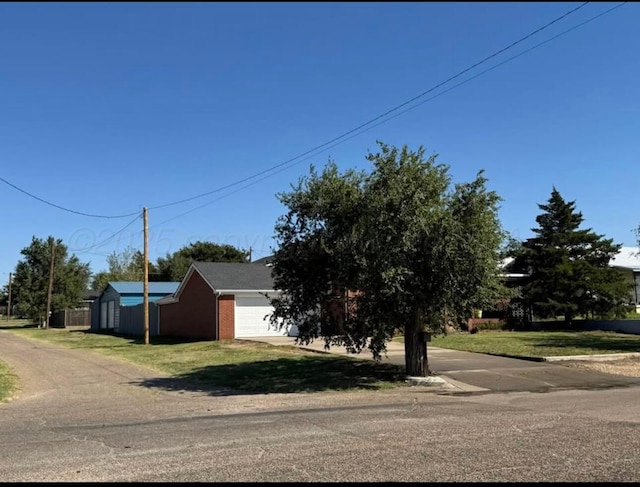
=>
[560,357,640,378]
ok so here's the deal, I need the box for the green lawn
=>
[394,330,640,358]
[3,325,407,394]
[0,361,17,404]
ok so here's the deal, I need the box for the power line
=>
[69,213,142,254]
[315,2,630,151]
[152,172,291,228]
[0,176,141,219]
[147,2,591,212]
[143,2,626,229]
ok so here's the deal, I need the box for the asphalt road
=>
[1,330,640,482]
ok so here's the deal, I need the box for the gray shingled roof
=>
[192,262,275,291]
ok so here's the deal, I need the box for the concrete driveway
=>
[245,336,640,394]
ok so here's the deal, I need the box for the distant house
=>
[82,289,102,307]
[610,247,640,312]
[252,255,274,266]
[90,281,180,335]
[50,289,102,328]
[498,246,640,318]
[157,262,298,340]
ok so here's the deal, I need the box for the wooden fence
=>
[50,309,91,328]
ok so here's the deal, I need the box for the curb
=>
[405,375,448,385]
[475,351,640,363]
[542,352,640,362]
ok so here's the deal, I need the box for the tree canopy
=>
[155,241,249,281]
[12,236,90,323]
[91,247,155,291]
[268,142,505,377]
[513,188,631,323]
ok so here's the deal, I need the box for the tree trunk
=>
[404,310,429,377]
[564,311,573,327]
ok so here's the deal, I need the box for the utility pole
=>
[143,207,149,345]
[249,246,252,262]
[45,239,55,329]
[6,272,11,321]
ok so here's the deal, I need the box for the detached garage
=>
[158,261,297,340]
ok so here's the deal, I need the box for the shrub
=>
[475,320,507,332]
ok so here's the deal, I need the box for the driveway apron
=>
[246,336,640,393]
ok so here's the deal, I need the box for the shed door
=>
[234,296,296,338]
[100,302,107,329]
[107,301,115,329]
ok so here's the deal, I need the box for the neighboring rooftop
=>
[83,289,102,301]
[610,246,640,271]
[252,254,274,265]
[108,281,181,295]
[192,262,275,291]
[501,246,640,273]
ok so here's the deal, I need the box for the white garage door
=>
[234,295,298,338]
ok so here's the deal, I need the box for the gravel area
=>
[560,357,640,377]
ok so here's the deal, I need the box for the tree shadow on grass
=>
[134,355,407,396]
[81,329,207,346]
[519,332,640,354]
[0,323,40,330]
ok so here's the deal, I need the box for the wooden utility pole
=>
[6,272,11,321]
[45,240,55,329]
[143,207,149,345]
[248,246,252,262]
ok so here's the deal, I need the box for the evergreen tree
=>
[517,188,631,324]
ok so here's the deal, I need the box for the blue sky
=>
[1,2,638,282]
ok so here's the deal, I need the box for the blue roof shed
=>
[91,281,180,334]
[109,282,181,305]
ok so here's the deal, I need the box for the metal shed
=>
[90,281,180,335]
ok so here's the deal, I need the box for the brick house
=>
[157,261,298,340]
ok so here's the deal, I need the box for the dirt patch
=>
[560,357,640,378]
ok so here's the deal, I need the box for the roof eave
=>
[217,289,281,294]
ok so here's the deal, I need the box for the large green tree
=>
[91,247,157,291]
[514,188,631,324]
[268,142,505,377]
[155,241,249,282]
[12,236,91,324]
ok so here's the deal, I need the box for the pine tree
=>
[518,188,631,325]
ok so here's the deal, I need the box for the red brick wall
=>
[218,295,235,339]
[321,289,361,336]
[160,271,217,340]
